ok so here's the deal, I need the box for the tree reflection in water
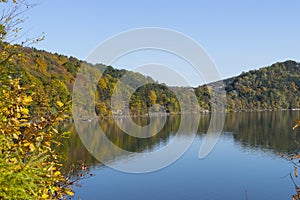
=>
[56,111,300,198]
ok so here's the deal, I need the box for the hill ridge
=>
[3,44,300,114]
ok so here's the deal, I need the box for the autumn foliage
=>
[0,48,73,199]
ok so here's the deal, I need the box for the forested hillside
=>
[4,44,300,115]
[3,44,183,117]
[223,60,300,111]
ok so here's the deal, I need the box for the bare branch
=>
[0,0,42,46]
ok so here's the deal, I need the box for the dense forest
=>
[222,60,300,111]
[3,44,196,117]
[3,44,300,117]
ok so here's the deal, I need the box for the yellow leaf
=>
[41,194,49,199]
[56,101,64,108]
[293,119,300,130]
[294,166,298,178]
[65,189,74,196]
[36,136,43,142]
[47,166,53,172]
[16,106,20,113]
[54,171,61,176]
[16,112,21,118]
[13,133,19,140]
[20,122,31,128]
[22,96,32,105]
[52,127,58,134]
[9,158,17,164]
[23,142,30,147]
[20,108,29,115]
[44,141,50,147]
[29,143,35,151]
[56,117,64,122]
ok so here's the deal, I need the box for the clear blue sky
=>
[12,0,300,85]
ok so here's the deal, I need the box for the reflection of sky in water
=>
[73,135,293,200]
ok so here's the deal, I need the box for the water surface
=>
[59,111,300,200]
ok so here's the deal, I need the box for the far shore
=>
[64,108,300,123]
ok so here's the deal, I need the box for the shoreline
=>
[67,108,300,122]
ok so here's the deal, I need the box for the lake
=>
[58,111,300,200]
